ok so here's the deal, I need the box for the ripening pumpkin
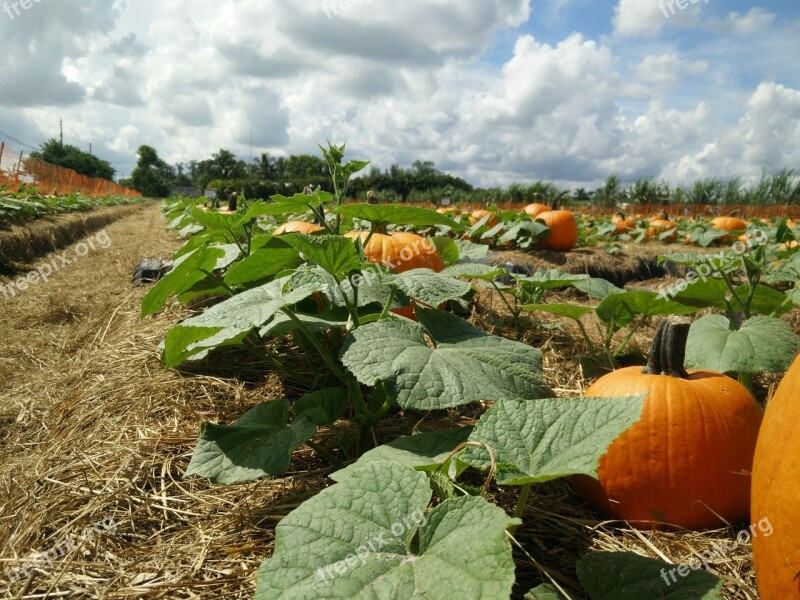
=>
[274,220,325,235]
[711,216,748,241]
[345,231,445,319]
[781,240,799,250]
[752,353,800,599]
[536,205,578,251]
[612,212,635,234]
[524,202,550,218]
[647,214,678,242]
[469,209,498,227]
[572,317,763,530]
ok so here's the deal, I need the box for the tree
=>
[129,145,175,197]
[30,138,116,181]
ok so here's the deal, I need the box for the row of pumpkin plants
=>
[144,144,799,599]
[430,201,799,253]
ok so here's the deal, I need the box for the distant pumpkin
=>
[274,220,325,235]
[469,209,498,227]
[536,204,578,251]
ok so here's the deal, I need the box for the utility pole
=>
[89,142,92,155]
[59,119,63,146]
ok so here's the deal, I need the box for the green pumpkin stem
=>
[642,317,691,378]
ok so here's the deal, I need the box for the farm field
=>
[1,158,799,599]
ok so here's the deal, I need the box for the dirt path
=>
[0,203,299,599]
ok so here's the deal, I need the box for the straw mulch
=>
[0,203,762,598]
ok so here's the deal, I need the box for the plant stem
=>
[281,307,349,384]
[514,483,532,520]
[306,441,344,469]
[642,317,690,378]
[613,314,647,357]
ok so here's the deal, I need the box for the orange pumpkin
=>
[274,220,325,235]
[524,202,550,218]
[711,216,748,241]
[752,353,800,598]
[781,240,799,250]
[536,205,578,251]
[572,317,763,530]
[612,212,635,234]
[345,231,445,319]
[647,214,678,241]
[469,209,498,227]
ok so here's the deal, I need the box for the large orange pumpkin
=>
[572,317,763,530]
[536,205,578,251]
[274,220,325,235]
[752,352,800,598]
[345,231,445,319]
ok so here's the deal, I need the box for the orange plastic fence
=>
[0,141,141,198]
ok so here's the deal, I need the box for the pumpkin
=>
[524,202,550,218]
[612,212,635,234]
[752,353,800,598]
[469,209,498,227]
[274,220,325,235]
[536,204,578,251]
[646,212,678,241]
[345,231,445,319]
[572,317,763,530]
[781,240,799,250]
[711,216,748,241]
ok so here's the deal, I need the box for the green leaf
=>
[442,262,506,280]
[341,308,552,410]
[685,315,799,373]
[738,284,793,316]
[522,303,595,321]
[336,204,464,230]
[190,207,244,231]
[331,428,472,482]
[280,234,363,279]
[260,310,349,338]
[255,461,519,600]
[185,399,318,484]
[577,551,724,599]
[525,585,568,600]
[463,395,646,486]
[432,237,460,265]
[454,239,490,260]
[237,191,331,223]
[294,388,349,426]
[596,291,698,330]
[787,286,800,306]
[391,269,472,306]
[224,243,301,287]
[142,246,225,317]
[162,277,323,367]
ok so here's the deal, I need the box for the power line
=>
[0,128,38,151]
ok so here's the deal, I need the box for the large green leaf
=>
[185,399,318,484]
[237,191,331,224]
[332,428,472,482]
[463,395,646,485]
[442,262,506,280]
[255,461,519,600]
[224,240,300,286]
[141,246,225,317]
[341,308,552,410]
[522,303,595,321]
[280,234,363,279]
[596,291,699,330]
[525,585,567,600]
[391,269,472,305]
[685,315,799,373]
[336,204,464,230]
[162,277,323,367]
[454,239,490,260]
[577,551,724,599]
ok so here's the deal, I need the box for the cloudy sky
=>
[0,0,798,189]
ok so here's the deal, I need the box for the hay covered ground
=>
[0,203,768,598]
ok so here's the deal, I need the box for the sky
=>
[0,0,798,189]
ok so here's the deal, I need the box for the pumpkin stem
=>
[642,316,691,378]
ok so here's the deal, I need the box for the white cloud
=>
[632,54,709,87]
